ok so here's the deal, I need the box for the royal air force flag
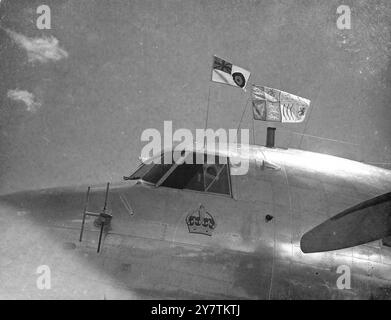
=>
[252,85,310,123]
[212,56,251,90]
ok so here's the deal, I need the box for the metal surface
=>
[1,144,391,299]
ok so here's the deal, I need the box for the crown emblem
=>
[186,204,216,236]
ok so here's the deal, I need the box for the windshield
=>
[127,151,232,196]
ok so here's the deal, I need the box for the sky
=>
[0,0,390,194]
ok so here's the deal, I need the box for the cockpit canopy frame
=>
[126,150,233,197]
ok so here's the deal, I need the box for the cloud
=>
[7,89,42,112]
[5,28,68,63]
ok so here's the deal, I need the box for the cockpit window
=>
[162,153,231,196]
[142,163,173,184]
[127,163,154,180]
[132,151,232,196]
[162,163,205,191]
[204,163,230,195]
[141,152,175,184]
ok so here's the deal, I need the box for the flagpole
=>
[204,86,211,148]
[252,111,256,145]
[236,97,250,134]
[298,103,314,149]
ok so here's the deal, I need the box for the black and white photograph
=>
[0,0,391,306]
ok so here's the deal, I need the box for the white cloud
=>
[5,28,68,63]
[7,89,42,112]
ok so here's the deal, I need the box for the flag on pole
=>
[211,56,251,90]
[252,85,310,123]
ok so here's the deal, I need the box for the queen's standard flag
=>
[211,56,251,90]
[252,85,311,123]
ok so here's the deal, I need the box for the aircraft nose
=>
[0,193,32,236]
[0,192,25,213]
[0,187,86,223]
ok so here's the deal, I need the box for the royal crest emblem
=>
[185,204,216,236]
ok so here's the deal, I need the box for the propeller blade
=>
[300,192,391,253]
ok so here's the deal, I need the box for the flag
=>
[252,85,310,123]
[211,56,250,90]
